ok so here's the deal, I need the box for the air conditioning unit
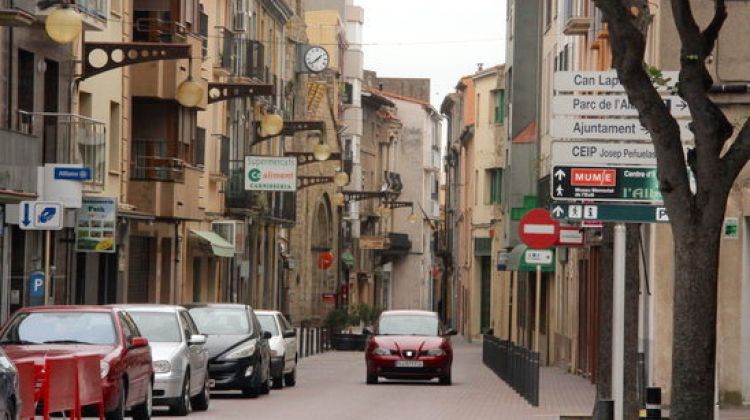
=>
[233,12,247,32]
[211,220,245,254]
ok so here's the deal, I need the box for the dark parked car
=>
[185,304,272,398]
[0,306,153,420]
[364,310,456,385]
[0,347,18,420]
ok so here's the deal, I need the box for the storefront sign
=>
[75,197,117,253]
[244,156,297,191]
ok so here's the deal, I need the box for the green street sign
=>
[550,202,670,224]
[551,166,663,203]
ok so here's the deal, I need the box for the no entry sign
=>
[519,209,559,249]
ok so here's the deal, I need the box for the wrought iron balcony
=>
[131,139,186,182]
[17,110,106,188]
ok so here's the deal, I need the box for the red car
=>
[364,310,457,385]
[0,306,153,420]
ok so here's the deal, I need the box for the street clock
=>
[303,46,329,73]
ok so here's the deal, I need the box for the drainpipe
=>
[6,25,12,128]
[173,221,182,304]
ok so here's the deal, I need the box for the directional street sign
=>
[550,202,670,223]
[53,167,93,181]
[551,166,662,203]
[525,249,554,265]
[551,141,660,167]
[551,117,694,141]
[557,226,585,246]
[553,71,679,92]
[552,95,690,118]
[19,201,64,230]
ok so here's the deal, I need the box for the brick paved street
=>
[157,339,596,420]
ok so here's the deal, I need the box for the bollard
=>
[595,400,615,420]
[639,387,662,419]
[296,327,302,358]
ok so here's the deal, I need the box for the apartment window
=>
[494,91,505,125]
[488,168,503,204]
[17,49,34,129]
[109,102,121,173]
[195,127,206,167]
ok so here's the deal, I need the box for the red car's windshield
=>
[378,315,439,336]
[0,312,117,345]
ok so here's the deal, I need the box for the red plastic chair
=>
[14,361,37,420]
[75,355,104,420]
[42,356,78,420]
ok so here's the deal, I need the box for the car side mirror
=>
[189,334,207,345]
[129,337,149,348]
[362,328,372,335]
[282,330,296,338]
[262,331,273,340]
[444,328,458,336]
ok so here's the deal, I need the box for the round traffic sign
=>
[518,208,559,249]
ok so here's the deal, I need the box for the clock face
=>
[304,46,329,73]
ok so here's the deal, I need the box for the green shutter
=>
[495,91,505,124]
[490,168,503,204]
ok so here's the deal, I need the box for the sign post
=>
[518,209,558,353]
[612,224,626,420]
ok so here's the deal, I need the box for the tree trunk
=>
[670,223,722,419]
[593,225,614,419]
[624,225,641,420]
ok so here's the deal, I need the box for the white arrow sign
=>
[552,206,565,218]
[19,201,64,231]
[554,71,679,92]
[552,95,690,118]
[551,118,694,141]
[554,169,566,180]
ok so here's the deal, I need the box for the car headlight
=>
[426,348,447,357]
[153,360,171,374]
[372,347,391,356]
[223,340,257,360]
[100,360,110,379]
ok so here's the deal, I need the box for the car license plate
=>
[395,360,423,368]
[208,379,216,388]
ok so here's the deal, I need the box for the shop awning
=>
[190,230,235,257]
[507,244,555,273]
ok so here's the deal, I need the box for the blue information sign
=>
[54,167,93,181]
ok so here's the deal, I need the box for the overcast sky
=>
[356,0,507,108]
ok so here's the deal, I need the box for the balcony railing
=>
[562,0,591,36]
[0,127,39,193]
[212,31,265,79]
[133,17,187,42]
[18,111,106,187]
[131,139,185,182]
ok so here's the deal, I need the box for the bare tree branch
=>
[721,119,750,185]
[702,0,727,56]
[594,0,693,224]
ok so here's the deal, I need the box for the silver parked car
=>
[255,310,297,389]
[116,305,210,416]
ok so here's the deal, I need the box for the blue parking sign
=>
[28,271,45,306]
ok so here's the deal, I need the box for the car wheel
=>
[190,375,210,411]
[105,380,126,420]
[283,359,297,387]
[439,371,452,386]
[170,374,191,416]
[366,373,378,385]
[272,361,284,389]
[131,380,153,420]
[260,364,271,395]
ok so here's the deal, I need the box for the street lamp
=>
[378,205,392,217]
[260,110,284,137]
[333,170,349,187]
[45,5,83,44]
[408,208,419,224]
[313,141,332,161]
[176,77,204,108]
[333,192,345,207]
